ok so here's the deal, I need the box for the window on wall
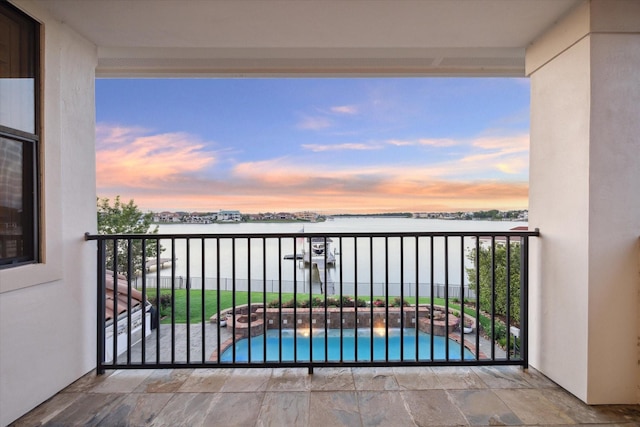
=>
[0,2,39,267]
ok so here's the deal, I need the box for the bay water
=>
[150,217,524,298]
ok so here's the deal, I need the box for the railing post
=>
[520,235,530,368]
[126,238,133,366]
[96,238,106,375]
[111,240,119,366]
[506,236,511,361]
[140,239,147,366]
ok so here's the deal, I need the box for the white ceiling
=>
[28,0,582,77]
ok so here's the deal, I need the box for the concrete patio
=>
[10,365,640,426]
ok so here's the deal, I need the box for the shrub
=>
[373,298,385,307]
[477,315,509,345]
[280,298,297,308]
[267,300,281,308]
[148,293,172,317]
[390,297,409,307]
[326,297,340,307]
[341,296,355,307]
[467,242,521,325]
[267,295,367,309]
[298,299,310,308]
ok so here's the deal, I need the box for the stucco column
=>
[526,0,640,404]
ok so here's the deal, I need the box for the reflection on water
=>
[220,328,476,362]
[147,217,524,298]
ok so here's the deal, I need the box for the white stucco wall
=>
[527,0,640,404]
[528,35,591,402]
[587,32,640,404]
[0,2,97,425]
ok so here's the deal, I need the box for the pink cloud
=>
[97,126,529,214]
[229,159,527,210]
[387,138,457,147]
[96,125,216,191]
[460,134,529,175]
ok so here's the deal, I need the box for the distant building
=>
[274,212,294,220]
[183,213,214,224]
[219,210,242,222]
[295,211,318,221]
[154,211,181,223]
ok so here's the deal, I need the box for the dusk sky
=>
[95,78,530,214]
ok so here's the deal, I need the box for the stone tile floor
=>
[10,366,640,426]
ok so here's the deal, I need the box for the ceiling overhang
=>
[95,47,527,78]
[21,0,583,77]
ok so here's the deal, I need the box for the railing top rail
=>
[85,228,539,241]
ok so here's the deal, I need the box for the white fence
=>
[134,276,476,300]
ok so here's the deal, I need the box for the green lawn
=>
[146,289,294,324]
[144,289,512,349]
[144,289,475,324]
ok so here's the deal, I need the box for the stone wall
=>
[225,305,461,338]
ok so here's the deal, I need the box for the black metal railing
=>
[85,229,539,374]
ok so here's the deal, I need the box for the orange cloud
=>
[232,158,314,186]
[228,159,527,211]
[96,124,216,190]
[96,125,529,214]
[149,182,528,213]
[123,185,522,214]
[120,180,527,214]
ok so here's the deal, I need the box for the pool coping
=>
[210,305,488,362]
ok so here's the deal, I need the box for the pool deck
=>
[10,323,640,426]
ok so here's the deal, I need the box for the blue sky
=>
[95,78,530,214]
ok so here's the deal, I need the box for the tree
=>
[97,196,161,277]
[466,241,522,326]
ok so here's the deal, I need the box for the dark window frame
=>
[0,1,40,268]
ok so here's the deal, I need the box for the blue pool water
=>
[220,328,475,362]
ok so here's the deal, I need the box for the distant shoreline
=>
[152,209,528,225]
[153,219,316,225]
[154,216,526,225]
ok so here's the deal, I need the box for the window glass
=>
[0,78,35,133]
[0,2,38,267]
[0,137,30,260]
[0,7,36,133]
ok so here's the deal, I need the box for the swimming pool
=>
[220,328,475,362]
